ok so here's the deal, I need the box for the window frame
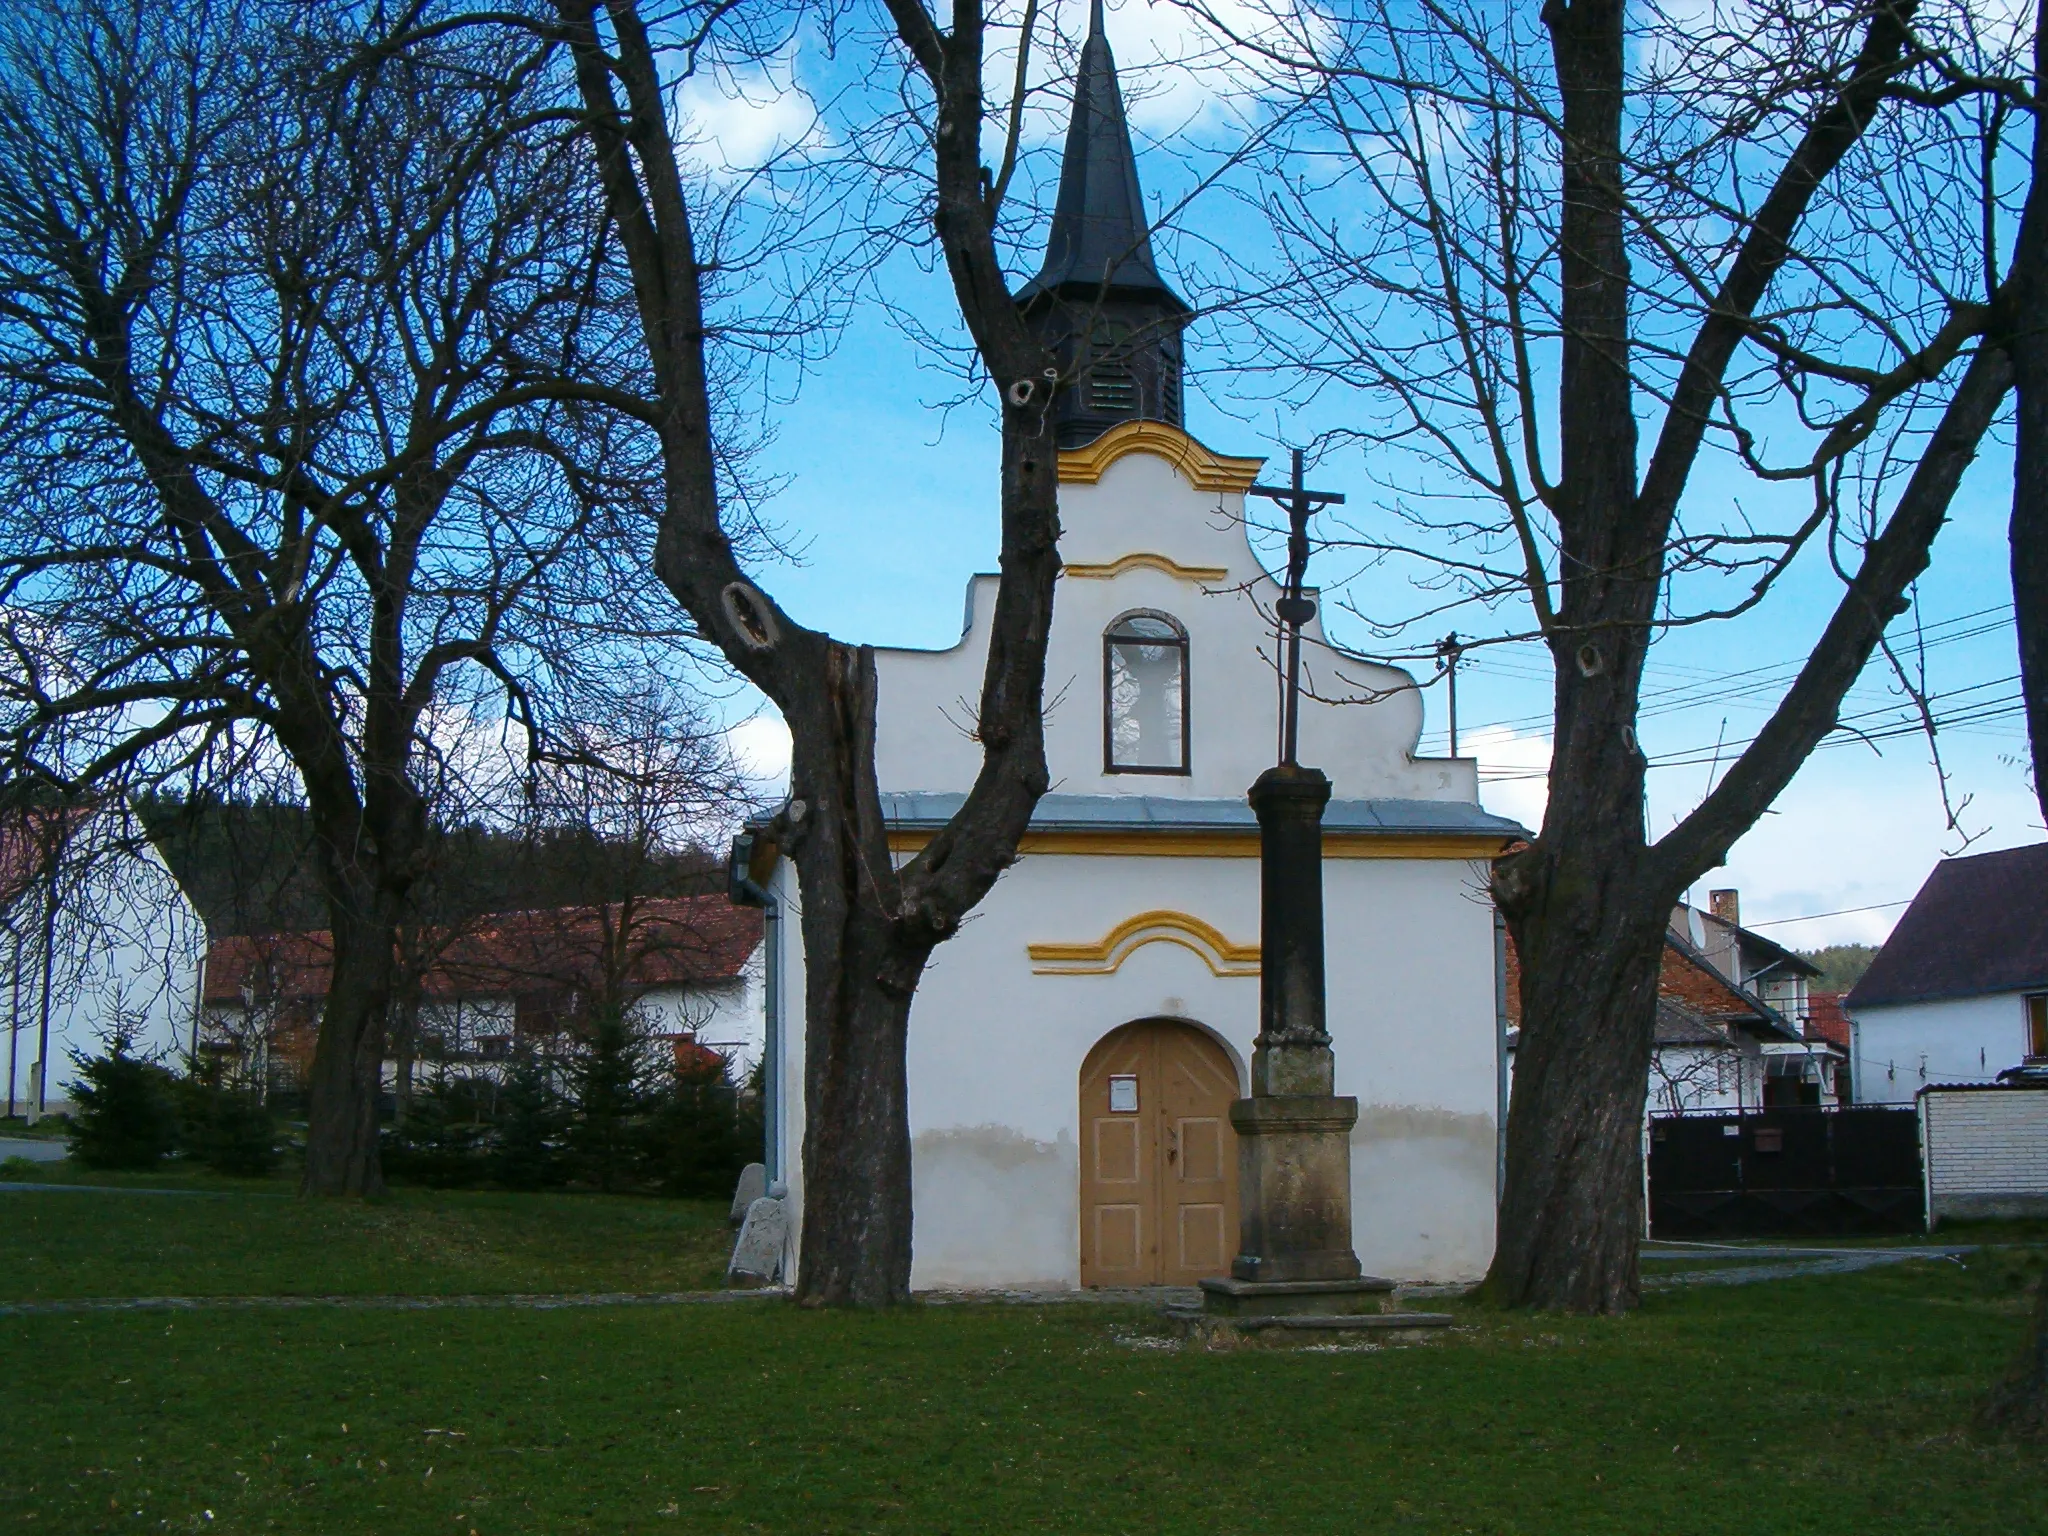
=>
[2026,991,2048,1060]
[1102,609,1191,776]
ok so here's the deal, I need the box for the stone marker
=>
[729,1162,767,1226]
[727,1193,788,1287]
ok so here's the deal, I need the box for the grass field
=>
[1,1173,2044,1534]
[0,1166,733,1300]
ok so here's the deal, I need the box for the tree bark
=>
[1991,5,2048,1437]
[555,0,1063,1303]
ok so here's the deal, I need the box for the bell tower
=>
[1015,0,1191,448]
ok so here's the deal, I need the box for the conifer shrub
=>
[567,1009,650,1193]
[382,1075,494,1187]
[641,1051,749,1198]
[490,1047,567,1191]
[174,1069,280,1176]
[65,1032,180,1169]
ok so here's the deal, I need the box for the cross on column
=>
[1248,448,1345,767]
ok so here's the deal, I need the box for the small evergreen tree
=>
[382,1074,492,1187]
[66,1030,179,1169]
[490,1046,567,1191]
[641,1049,747,1199]
[567,1007,648,1192]
[174,1064,279,1177]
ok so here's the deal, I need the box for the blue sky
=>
[708,1,2038,951]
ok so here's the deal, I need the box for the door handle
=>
[1166,1125,1178,1164]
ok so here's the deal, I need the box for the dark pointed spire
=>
[1016,0,1190,447]
[1018,0,1184,305]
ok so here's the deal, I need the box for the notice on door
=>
[1108,1075,1139,1113]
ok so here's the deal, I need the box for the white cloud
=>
[674,51,825,177]
[1470,724,1551,835]
[728,710,792,797]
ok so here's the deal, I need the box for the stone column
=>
[1227,764,1362,1286]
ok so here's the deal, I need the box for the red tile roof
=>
[1802,990,1851,1049]
[204,895,761,1006]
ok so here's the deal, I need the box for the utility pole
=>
[1437,632,1464,757]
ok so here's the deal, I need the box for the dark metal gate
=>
[1647,1107,1922,1237]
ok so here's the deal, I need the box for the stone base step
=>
[1163,1306,1455,1345]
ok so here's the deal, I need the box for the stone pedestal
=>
[1219,764,1366,1289]
[1228,1095,1361,1283]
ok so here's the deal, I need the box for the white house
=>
[1,804,207,1118]
[737,4,1521,1291]
[1847,843,2048,1103]
[199,894,764,1097]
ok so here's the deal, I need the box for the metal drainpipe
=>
[1493,908,1509,1206]
[730,834,783,1184]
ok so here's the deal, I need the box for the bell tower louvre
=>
[1015,0,1191,448]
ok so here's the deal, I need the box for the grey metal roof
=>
[1012,0,1187,312]
[881,792,1526,839]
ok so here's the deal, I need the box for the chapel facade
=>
[743,3,1520,1286]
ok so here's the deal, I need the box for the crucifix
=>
[1200,443,1381,1320]
[1249,448,1346,767]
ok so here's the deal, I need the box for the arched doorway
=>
[1078,1019,1240,1287]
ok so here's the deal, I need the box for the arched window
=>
[1104,611,1189,774]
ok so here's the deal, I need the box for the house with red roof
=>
[200,894,762,1095]
[1503,886,1845,1115]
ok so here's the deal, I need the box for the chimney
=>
[1703,888,1741,985]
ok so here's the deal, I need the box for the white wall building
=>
[1,805,207,1117]
[740,9,1522,1288]
[1846,843,2048,1105]
[744,425,1520,1287]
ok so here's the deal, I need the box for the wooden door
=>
[1078,1020,1240,1287]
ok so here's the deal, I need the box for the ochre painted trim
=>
[1063,552,1230,584]
[889,829,1510,861]
[1029,909,1260,977]
[1056,420,1266,493]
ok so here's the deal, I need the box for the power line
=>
[1743,899,1911,929]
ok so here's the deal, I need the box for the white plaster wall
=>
[637,956,764,1078]
[770,847,1500,1290]
[872,451,1474,804]
[6,828,205,1115]
[1850,993,2029,1104]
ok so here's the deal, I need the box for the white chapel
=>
[743,4,1521,1288]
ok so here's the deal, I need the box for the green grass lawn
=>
[2,1180,2043,1534]
[0,1171,733,1300]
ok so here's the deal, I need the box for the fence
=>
[1921,1085,2048,1223]
[1647,1106,1922,1238]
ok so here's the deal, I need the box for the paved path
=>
[1641,1241,1976,1288]
[0,1138,67,1163]
[0,1181,224,1196]
[0,1288,790,1319]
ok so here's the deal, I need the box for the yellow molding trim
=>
[1029,909,1259,977]
[1056,420,1266,493]
[889,829,1510,861]
[1062,552,1230,584]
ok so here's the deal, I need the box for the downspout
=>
[729,830,783,1184]
[1493,908,1509,1207]
[34,868,57,1117]
[6,935,20,1121]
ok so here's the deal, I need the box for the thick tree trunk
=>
[1991,8,2048,1436]
[792,900,921,1306]
[1490,846,1669,1312]
[301,900,400,1196]
[780,642,932,1306]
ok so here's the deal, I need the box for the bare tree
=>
[1188,0,2043,1309]
[0,0,664,1192]
[488,0,1073,1305]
